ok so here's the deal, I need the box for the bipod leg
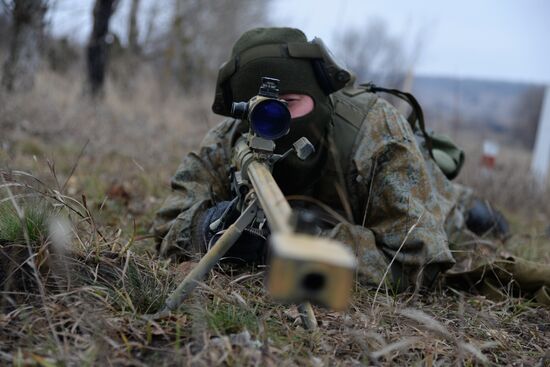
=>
[160,201,258,313]
[298,302,318,330]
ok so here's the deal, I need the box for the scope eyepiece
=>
[231,101,248,119]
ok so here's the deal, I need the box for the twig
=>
[372,211,425,311]
[370,336,420,360]
[61,139,89,193]
[362,168,377,228]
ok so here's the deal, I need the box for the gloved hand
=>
[465,199,509,238]
[196,200,268,264]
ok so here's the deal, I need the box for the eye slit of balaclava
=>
[279,93,315,119]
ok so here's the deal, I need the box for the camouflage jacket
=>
[154,89,462,289]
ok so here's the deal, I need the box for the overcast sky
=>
[50,0,550,84]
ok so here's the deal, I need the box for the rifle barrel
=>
[235,137,293,234]
[247,160,292,233]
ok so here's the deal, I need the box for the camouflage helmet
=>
[212,27,352,116]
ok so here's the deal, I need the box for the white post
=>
[531,86,550,184]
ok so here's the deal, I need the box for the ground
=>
[0,69,549,366]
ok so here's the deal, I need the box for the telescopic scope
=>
[231,77,291,140]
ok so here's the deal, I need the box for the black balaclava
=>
[224,28,334,194]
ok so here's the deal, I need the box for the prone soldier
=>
[154,27,463,292]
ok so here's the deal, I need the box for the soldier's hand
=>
[198,201,268,264]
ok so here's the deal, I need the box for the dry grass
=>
[1,67,549,366]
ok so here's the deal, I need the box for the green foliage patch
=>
[0,200,51,245]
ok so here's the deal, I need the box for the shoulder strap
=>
[329,88,378,173]
[360,82,434,159]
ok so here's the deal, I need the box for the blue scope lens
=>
[249,99,291,140]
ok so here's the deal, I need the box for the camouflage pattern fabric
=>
[445,256,550,305]
[154,119,237,260]
[442,185,550,305]
[154,92,464,290]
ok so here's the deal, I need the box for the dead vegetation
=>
[1,68,549,366]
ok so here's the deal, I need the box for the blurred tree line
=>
[0,0,269,95]
[0,1,418,95]
[1,0,47,91]
[0,0,545,150]
[333,18,422,89]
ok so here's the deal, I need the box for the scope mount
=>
[258,77,281,98]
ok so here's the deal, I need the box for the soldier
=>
[152,27,507,292]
